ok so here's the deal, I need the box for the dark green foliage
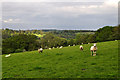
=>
[95,26,113,42]
[15,49,23,53]
[87,34,96,43]
[2,34,37,54]
[111,25,120,40]
[74,25,120,44]
[75,34,90,44]
[67,39,75,45]
[51,30,95,39]
[2,25,120,54]
[40,33,67,48]
[94,26,120,42]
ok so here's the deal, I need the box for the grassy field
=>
[2,41,118,78]
[32,34,45,38]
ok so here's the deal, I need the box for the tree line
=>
[2,25,120,54]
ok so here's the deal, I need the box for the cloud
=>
[2,0,105,2]
[3,20,8,23]
[2,1,118,30]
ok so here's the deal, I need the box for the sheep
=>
[57,47,59,48]
[68,45,70,47]
[82,43,83,45]
[5,54,11,58]
[49,48,51,50]
[88,43,90,44]
[80,45,83,51]
[38,48,43,53]
[90,43,97,56]
[59,46,63,49]
[115,40,117,41]
[53,47,55,49]
[73,44,75,46]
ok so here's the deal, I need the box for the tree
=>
[95,26,113,42]
[87,34,96,43]
[2,34,37,54]
[75,34,89,44]
[111,25,120,40]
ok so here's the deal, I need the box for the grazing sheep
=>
[90,43,97,56]
[73,44,75,46]
[115,40,117,41]
[49,48,51,50]
[88,43,90,44]
[53,47,55,49]
[5,54,11,58]
[68,45,70,47]
[82,43,83,44]
[80,45,83,50]
[59,46,63,49]
[38,48,43,53]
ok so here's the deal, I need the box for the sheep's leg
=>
[91,51,93,56]
[93,51,96,56]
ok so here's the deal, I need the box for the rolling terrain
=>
[2,41,118,78]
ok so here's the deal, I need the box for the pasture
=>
[2,41,118,78]
[32,33,45,38]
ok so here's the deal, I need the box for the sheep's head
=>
[94,43,96,47]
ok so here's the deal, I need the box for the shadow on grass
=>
[67,56,73,60]
[33,66,45,70]
[56,53,63,55]
[91,63,97,65]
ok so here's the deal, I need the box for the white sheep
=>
[115,40,117,41]
[68,45,70,47]
[53,47,55,49]
[73,44,75,46]
[59,46,63,49]
[49,48,51,50]
[90,43,97,56]
[5,54,11,58]
[82,43,83,44]
[80,45,83,51]
[38,48,43,53]
[88,43,90,44]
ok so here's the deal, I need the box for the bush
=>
[2,34,37,54]
[15,49,23,53]
[23,49,26,52]
[2,48,15,54]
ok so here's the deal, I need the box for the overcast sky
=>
[1,0,118,30]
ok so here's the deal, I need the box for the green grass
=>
[32,34,45,38]
[10,33,45,38]
[2,41,118,78]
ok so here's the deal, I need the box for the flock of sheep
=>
[37,43,97,56]
[4,40,118,58]
[5,42,98,58]
[4,38,118,58]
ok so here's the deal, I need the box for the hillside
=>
[2,41,118,78]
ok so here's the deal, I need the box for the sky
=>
[1,0,119,30]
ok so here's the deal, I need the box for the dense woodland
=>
[2,25,120,54]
